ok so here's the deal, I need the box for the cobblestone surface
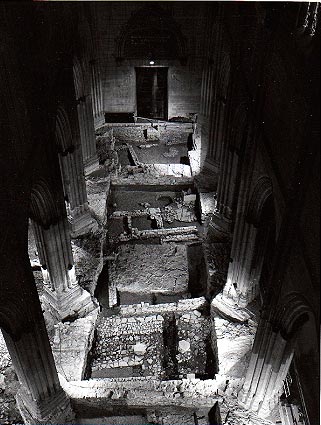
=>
[176,310,211,376]
[91,315,164,378]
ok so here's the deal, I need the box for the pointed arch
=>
[30,179,62,228]
[73,55,89,100]
[247,176,274,227]
[0,299,31,339]
[55,105,74,153]
[273,292,316,339]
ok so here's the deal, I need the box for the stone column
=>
[223,219,259,306]
[32,217,96,321]
[1,249,74,424]
[212,101,226,165]
[220,104,259,305]
[2,322,74,424]
[214,147,239,230]
[239,317,294,418]
[77,94,99,175]
[90,59,104,128]
[58,143,97,237]
[205,20,224,173]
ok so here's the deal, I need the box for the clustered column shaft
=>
[58,143,97,237]
[90,60,104,127]
[77,95,99,175]
[239,317,294,418]
[32,217,96,320]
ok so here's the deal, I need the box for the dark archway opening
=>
[136,67,168,120]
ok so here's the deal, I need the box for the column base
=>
[94,114,105,129]
[84,154,100,176]
[211,292,251,323]
[41,284,98,322]
[16,387,74,425]
[209,212,232,235]
[204,157,220,174]
[70,210,98,238]
[257,400,275,419]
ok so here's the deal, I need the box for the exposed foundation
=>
[1,120,279,425]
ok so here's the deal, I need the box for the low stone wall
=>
[102,123,193,146]
[61,376,221,410]
[119,297,207,317]
[111,175,193,187]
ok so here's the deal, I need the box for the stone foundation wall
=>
[120,297,207,317]
[62,375,221,409]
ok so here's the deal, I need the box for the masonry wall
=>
[94,2,207,119]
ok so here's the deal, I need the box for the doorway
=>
[136,67,168,120]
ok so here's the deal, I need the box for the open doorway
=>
[136,67,168,120]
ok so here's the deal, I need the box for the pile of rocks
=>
[213,313,257,388]
[162,200,197,224]
[198,192,216,223]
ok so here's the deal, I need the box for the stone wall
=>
[61,375,221,410]
[107,123,193,145]
[94,3,207,119]
[119,297,207,317]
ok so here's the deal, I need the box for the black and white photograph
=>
[0,1,319,424]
